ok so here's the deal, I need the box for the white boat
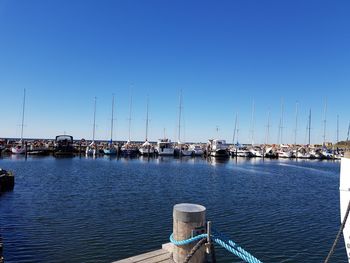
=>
[11,89,26,155]
[230,144,251,157]
[139,140,155,155]
[189,144,204,156]
[155,139,174,156]
[86,141,97,156]
[176,142,193,156]
[207,139,229,158]
[249,146,263,157]
[11,144,25,154]
[340,155,350,261]
[277,144,293,158]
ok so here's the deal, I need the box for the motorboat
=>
[155,139,174,156]
[189,144,204,156]
[207,139,229,158]
[54,135,74,157]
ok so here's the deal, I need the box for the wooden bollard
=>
[173,203,206,263]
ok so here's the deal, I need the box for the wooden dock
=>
[112,243,173,263]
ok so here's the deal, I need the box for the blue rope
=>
[169,233,208,246]
[169,230,263,263]
[212,229,262,263]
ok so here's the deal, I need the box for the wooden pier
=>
[113,243,173,263]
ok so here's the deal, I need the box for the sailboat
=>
[121,96,138,156]
[139,97,155,155]
[86,97,97,156]
[11,89,26,154]
[175,91,193,156]
[103,95,117,155]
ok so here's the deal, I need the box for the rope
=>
[183,238,207,263]
[212,229,262,263]
[170,230,262,263]
[324,200,350,263]
[170,233,208,246]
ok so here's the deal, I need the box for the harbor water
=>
[0,155,347,262]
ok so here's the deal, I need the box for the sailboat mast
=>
[250,99,255,145]
[323,99,327,145]
[110,94,115,143]
[308,108,312,145]
[278,99,284,144]
[128,96,132,142]
[232,113,237,144]
[92,96,97,142]
[178,90,182,142]
[337,114,339,144]
[265,110,270,145]
[145,97,149,141]
[20,89,26,142]
[294,102,298,145]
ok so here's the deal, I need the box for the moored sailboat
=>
[103,94,117,155]
[138,97,155,155]
[11,89,26,154]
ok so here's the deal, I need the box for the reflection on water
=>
[0,155,345,263]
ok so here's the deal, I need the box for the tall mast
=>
[250,99,255,145]
[92,96,97,142]
[323,99,327,146]
[265,110,271,145]
[128,96,132,142]
[110,94,115,143]
[177,90,182,142]
[20,88,26,142]
[337,114,339,144]
[236,115,240,144]
[294,101,298,145]
[232,113,238,144]
[145,96,149,141]
[308,108,312,145]
[278,98,284,144]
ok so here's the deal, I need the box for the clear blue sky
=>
[0,0,349,144]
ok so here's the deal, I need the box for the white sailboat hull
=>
[139,147,155,155]
[11,146,25,154]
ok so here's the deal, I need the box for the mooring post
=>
[173,203,206,263]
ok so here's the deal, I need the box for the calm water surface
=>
[0,155,346,262]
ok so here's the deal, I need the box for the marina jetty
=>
[114,203,262,263]
[0,136,348,160]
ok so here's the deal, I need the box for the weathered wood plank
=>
[112,248,171,263]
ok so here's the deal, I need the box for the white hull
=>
[139,147,155,155]
[340,157,350,262]
[236,150,250,157]
[11,146,25,154]
[156,148,174,156]
[86,147,96,156]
